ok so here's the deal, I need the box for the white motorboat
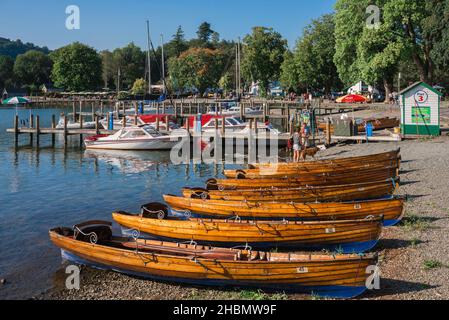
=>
[208,105,263,116]
[84,125,185,150]
[56,118,96,129]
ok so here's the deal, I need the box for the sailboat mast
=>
[146,20,152,95]
[161,34,166,94]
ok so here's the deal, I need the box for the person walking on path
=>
[292,126,301,162]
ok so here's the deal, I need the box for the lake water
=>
[0,107,227,299]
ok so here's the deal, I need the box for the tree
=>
[197,22,215,46]
[50,42,102,91]
[241,27,288,95]
[112,43,145,90]
[0,55,14,88]
[131,78,147,95]
[219,72,234,94]
[281,14,342,94]
[14,50,52,90]
[0,37,49,59]
[280,51,303,93]
[100,50,116,89]
[168,48,224,94]
[334,0,401,101]
[169,26,188,57]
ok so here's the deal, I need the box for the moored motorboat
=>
[49,221,378,298]
[163,195,404,226]
[182,179,399,204]
[113,211,383,253]
[84,125,185,150]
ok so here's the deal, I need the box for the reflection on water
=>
[0,107,224,299]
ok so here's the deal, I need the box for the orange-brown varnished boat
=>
[112,212,383,253]
[251,149,400,169]
[49,221,378,298]
[183,179,398,203]
[163,195,404,226]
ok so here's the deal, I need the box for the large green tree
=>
[241,27,288,95]
[197,22,215,46]
[14,50,52,90]
[0,55,14,88]
[112,43,145,90]
[50,42,102,91]
[281,14,341,94]
[168,48,224,94]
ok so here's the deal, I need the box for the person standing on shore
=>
[292,126,301,162]
[300,123,310,161]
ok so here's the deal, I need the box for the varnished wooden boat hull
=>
[50,226,378,298]
[225,161,399,179]
[183,179,398,204]
[252,150,400,169]
[163,195,404,226]
[113,212,383,253]
[208,167,398,190]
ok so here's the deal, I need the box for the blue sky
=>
[1,0,335,51]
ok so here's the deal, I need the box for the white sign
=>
[414,90,428,104]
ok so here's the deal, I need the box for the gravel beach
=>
[39,133,449,301]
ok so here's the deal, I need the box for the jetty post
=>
[29,114,34,146]
[14,114,19,147]
[36,115,40,146]
[63,116,68,147]
[51,115,56,146]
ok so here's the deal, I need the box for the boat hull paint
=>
[61,249,369,299]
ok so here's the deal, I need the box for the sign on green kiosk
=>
[399,82,442,137]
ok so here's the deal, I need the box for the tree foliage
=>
[241,27,287,95]
[0,37,49,59]
[131,78,147,95]
[168,48,224,94]
[112,43,145,90]
[13,50,52,90]
[281,14,341,94]
[50,42,102,91]
[0,55,14,88]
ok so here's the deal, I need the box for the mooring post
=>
[122,115,127,128]
[36,115,40,146]
[72,101,76,123]
[79,114,84,129]
[51,115,56,147]
[95,115,100,134]
[29,114,34,146]
[326,118,331,146]
[221,116,226,136]
[14,114,19,146]
[156,116,160,131]
[165,115,169,132]
[63,116,68,147]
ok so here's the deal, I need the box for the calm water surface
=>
[0,107,225,299]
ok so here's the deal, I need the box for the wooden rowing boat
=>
[50,221,378,298]
[208,167,398,190]
[163,195,404,226]
[112,212,383,253]
[225,161,399,179]
[251,149,400,169]
[183,179,398,204]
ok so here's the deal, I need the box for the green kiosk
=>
[399,82,442,137]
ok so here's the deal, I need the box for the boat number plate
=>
[325,228,336,234]
[297,267,309,274]
[354,204,362,210]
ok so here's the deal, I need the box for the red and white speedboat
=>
[84,125,184,150]
[185,115,274,134]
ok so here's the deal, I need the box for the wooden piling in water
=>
[63,116,68,147]
[326,118,331,146]
[29,114,34,146]
[36,115,40,146]
[51,115,56,146]
[14,114,19,146]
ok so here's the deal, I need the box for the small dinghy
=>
[49,221,378,298]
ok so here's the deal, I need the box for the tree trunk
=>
[383,79,393,104]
